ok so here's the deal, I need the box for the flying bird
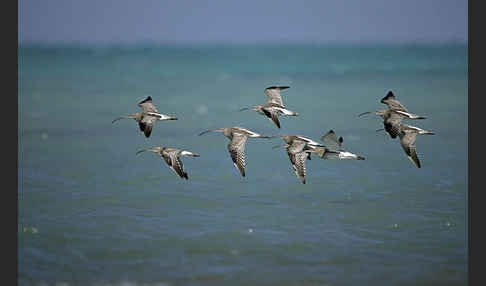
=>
[136,146,199,179]
[397,124,434,168]
[358,109,426,139]
[359,91,426,139]
[313,130,365,160]
[112,96,177,138]
[198,127,273,177]
[239,86,298,129]
[273,135,326,184]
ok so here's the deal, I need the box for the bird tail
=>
[147,112,177,120]
[180,151,200,157]
[419,130,435,135]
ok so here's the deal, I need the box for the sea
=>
[18,43,468,286]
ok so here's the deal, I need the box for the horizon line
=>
[18,39,468,48]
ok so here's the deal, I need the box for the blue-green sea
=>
[18,44,468,286]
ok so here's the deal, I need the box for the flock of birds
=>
[112,86,434,184]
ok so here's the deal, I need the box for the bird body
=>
[136,146,199,179]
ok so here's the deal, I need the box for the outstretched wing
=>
[163,150,188,179]
[138,96,159,113]
[399,132,421,168]
[139,115,157,138]
[320,130,344,151]
[380,91,408,112]
[384,111,404,139]
[261,107,281,129]
[160,152,172,166]
[227,133,248,177]
[292,151,309,184]
[264,86,289,107]
[287,140,308,155]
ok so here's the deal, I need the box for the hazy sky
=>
[19,0,468,44]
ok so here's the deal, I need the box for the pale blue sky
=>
[19,0,468,44]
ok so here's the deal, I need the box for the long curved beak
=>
[375,128,385,132]
[198,128,224,136]
[358,111,373,117]
[258,135,281,139]
[272,144,287,149]
[239,107,251,112]
[258,135,282,139]
[112,116,127,123]
[136,148,158,155]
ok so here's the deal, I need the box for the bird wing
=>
[264,86,289,107]
[139,115,157,138]
[320,150,343,160]
[380,91,408,112]
[320,130,344,151]
[138,96,159,113]
[160,152,173,166]
[227,133,248,177]
[163,150,188,179]
[383,111,404,139]
[399,132,421,168]
[291,151,308,184]
[261,107,281,128]
[287,140,308,155]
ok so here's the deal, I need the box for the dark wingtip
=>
[144,129,152,138]
[381,91,395,103]
[183,172,188,180]
[139,96,152,104]
[266,86,290,90]
[338,137,343,144]
[358,156,365,160]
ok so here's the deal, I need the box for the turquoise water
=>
[18,44,468,285]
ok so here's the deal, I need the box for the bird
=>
[397,124,434,168]
[112,96,177,138]
[358,109,426,139]
[273,135,326,184]
[313,130,365,160]
[239,86,298,129]
[359,91,426,139]
[198,127,273,177]
[136,146,200,179]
